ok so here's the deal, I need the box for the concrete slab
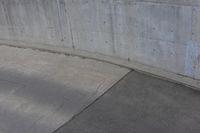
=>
[0,46,129,133]
[56,71,200,133]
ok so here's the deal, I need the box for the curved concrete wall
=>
[0,0,200,81]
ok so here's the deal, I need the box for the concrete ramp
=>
[0,46,129,133]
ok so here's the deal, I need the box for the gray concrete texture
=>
[55,71,200,133]
[0,45,129,133]
[0,0,199,80]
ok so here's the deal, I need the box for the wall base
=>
[0,39,199,91]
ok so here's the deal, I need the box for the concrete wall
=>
[0,0,200,80]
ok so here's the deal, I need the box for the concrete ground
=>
[55,72,200,133]
[0,46,129,133]
[0,46,200,133]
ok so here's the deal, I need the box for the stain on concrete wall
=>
[0,0,199,80]
[185,41,200,79]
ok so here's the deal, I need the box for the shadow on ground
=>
[0,69,95,133]
[55,71,200,133]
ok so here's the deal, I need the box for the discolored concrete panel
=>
[0,46,129,133]
[185,41,200,80]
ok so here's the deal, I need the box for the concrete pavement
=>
[56,71,200,133]
[0,46,129,133]
[0,45,200,133]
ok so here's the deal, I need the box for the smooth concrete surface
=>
[0,45,129,133]
[0,0,199,82]
[55,71,200,133]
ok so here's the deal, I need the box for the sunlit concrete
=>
[0,46,129,133]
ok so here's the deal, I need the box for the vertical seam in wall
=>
[109,1,116,55]
[2,1,12,32]
[56,0,65,45]
[191,6,195,41]
[64,1,75,49]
